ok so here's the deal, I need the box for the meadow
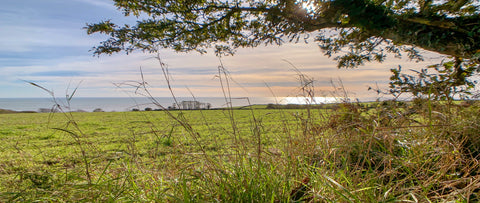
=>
[0,100,479,202]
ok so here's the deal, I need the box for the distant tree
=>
[93,108,104,112]
[87,0,479,70]
[266,103,275,109]
[38,108,59,113]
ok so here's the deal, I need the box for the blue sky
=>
[1,0,444,100]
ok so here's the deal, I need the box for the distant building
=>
[172,101,211,110]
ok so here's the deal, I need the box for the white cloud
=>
[2,41,444,98]
[71,0,117,10]
[0,26,96,53]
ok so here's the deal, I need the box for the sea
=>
[0,97,338,112]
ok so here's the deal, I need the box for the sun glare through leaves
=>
[295,0,318,15]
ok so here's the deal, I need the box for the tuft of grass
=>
[2,61,479,202]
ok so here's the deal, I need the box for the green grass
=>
[0,101,479,202]
[0,108,311,201]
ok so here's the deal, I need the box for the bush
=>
[93,108,104,112]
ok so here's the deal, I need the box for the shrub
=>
[93,108,104,112]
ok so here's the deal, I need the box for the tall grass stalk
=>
[26,81,94,185]
[5,59,478,202]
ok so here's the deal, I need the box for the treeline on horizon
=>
[1,99,477,114]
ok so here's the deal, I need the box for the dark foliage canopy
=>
[86,0,480,68]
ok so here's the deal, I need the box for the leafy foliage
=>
[389,57,479,100]
[87,0,480,68]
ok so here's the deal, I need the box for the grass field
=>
[0,101,479,202]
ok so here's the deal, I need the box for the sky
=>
[1,0,446,100]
